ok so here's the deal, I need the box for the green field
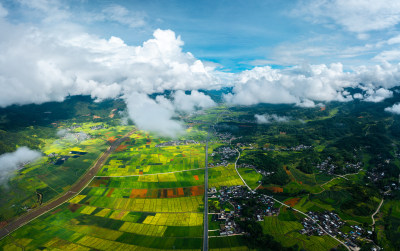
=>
[238,168,262,190]
[0,132,207,250]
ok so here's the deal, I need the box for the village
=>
[209,146,237,167]
[207,185,378,251]
[316,156,362,175]
[208,186,279,236]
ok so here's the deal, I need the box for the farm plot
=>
[98,140,205,176]
[79,185,204,199]
[208,164,244,188]
[237,168,262,189]
[209,235,249,250]
[90,169,205,189]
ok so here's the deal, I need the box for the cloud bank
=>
[0,147,41,186]
[224,63,400,107]
[2,1,400,136]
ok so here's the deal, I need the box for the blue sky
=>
[4,0,400,72]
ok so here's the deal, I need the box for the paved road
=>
[203,133,209,251]
[233,149,252,191]
[0,130,136,240]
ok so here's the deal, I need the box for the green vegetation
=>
[2,89,400,249]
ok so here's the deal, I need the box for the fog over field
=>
[0,147,41,186]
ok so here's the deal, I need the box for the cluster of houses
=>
[90,124,105,130]
[300,211,345,236]
[69,124,82,130]
[155,140,198,147]
[316,157,362,175]
[366,168,386,184]
[62,132,90,142]
[209,186,279,236]
[210,147,237,167]
[262,144,312,152]
[281,145,313,151]
[214,132,233,144]
[237,163,274,177]
[300,211,375,249]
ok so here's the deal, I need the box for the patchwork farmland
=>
[0,131,206,250]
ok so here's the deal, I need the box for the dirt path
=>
[0,129,136,240]
[371,199,384,231]
[313,171,361,195]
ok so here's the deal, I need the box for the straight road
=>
[0,129,136,240]
[203,132,209,251]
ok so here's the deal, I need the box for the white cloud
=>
[0,147,41,186]
[385,103,400,114]
[225,63,354,106]
[0,9,221,107]
[255,114,290,124]
[387,35,400,45]
[124,90,216,136]
[125,92,184,138]
[173,90,216,113]
[225,62,400,106]
[363,88,393,102]
[296,99,317,108]
[373,50,400,62]
[293,0,400,33]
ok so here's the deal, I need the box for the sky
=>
[2,0,400,136]
[4,0,400,71]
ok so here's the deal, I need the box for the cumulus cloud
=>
[0,147,41,186]
[0,4,221,107]
[0,2,222,135]
[296,99,317,108]
[225,64,353,106]
[293,0,400,34]
[125,92,184,138]
[255,114,290,124]
[225,63,399,106]
[363,88,393,102]
[173,90,216,112]
[385,103,400,114]
[124,90,216,137]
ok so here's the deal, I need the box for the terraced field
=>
[0,132,206,250]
